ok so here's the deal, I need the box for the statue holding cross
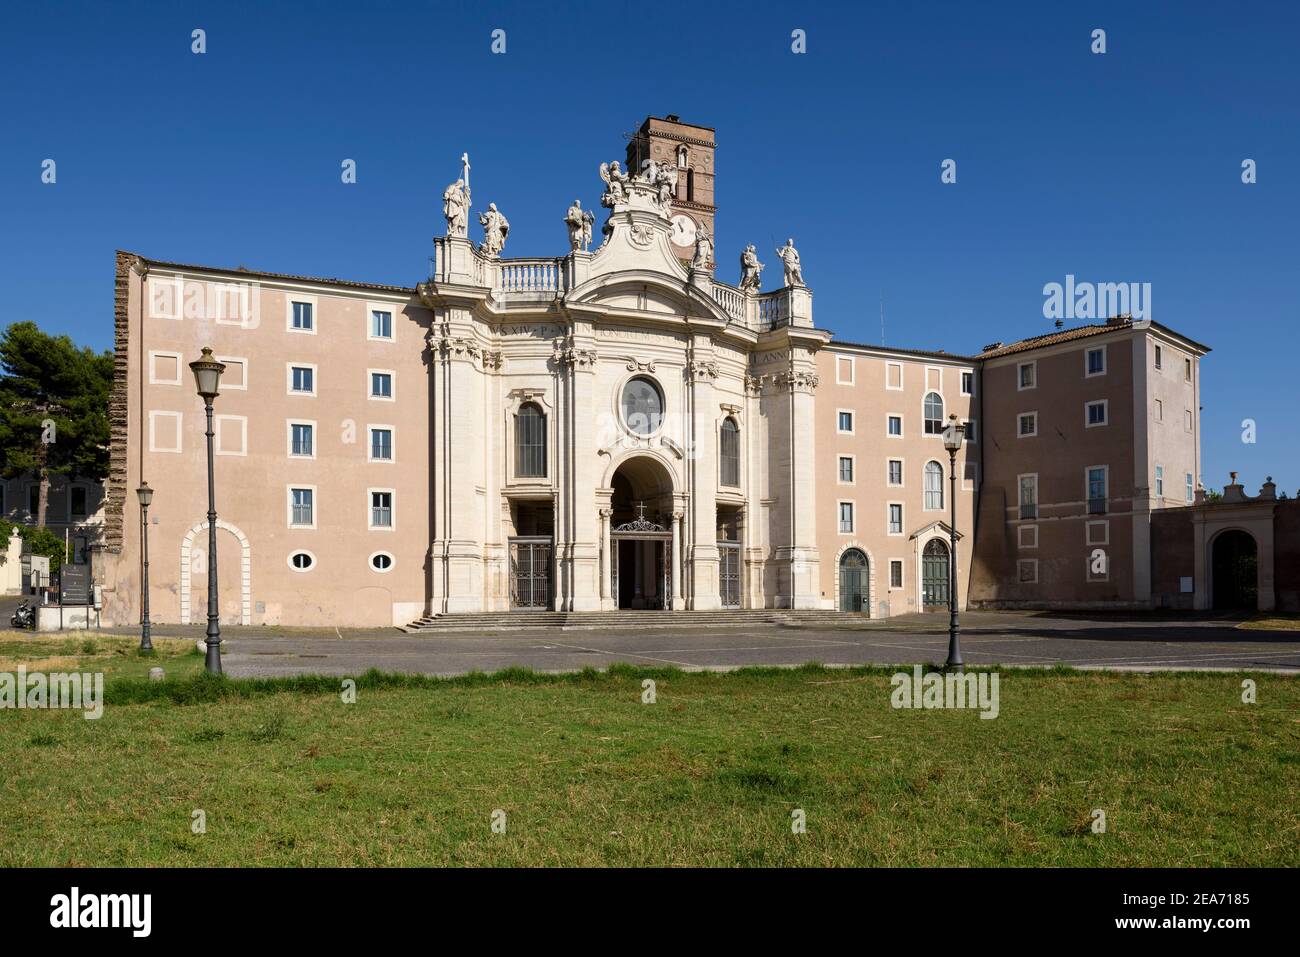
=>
[442,153,472,237]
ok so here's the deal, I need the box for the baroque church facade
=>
[97,115,1213,627]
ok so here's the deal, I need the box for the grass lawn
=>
[0,628,202,681]
[1,653,1296,867]
[1238,614,1300,632]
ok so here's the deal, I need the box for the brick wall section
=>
[104,250,133,553]
[1149,507,1195,608]
[1275,500,1300,611]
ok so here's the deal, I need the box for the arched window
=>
[516,403,546,478]
[720,418,740,487]
[677,145,689,168]
[924,461,944,510]
[924,392,944,434]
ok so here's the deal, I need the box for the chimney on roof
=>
[1105,315,1127,327]
[665,114,680,122]
[1054,319,1064,330]
[981,341,1003,353]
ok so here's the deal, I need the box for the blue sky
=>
[3,0,1297,490]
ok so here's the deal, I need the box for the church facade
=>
[96,115,1213,628]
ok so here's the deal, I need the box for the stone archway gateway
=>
[839,549,869,612]
[180,519,252,625]
[1211,529,1258,611]
[602,455,681,611]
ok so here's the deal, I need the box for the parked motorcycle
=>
[10,600,34,630]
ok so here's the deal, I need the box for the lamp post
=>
[136,481,153,653]
[189,347,225,675]
[941,414,966,672]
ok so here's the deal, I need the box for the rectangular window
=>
[888,503,903,535]
[887,415,902,437]
[1086,520,1109,546]
[1018,525,1038,549]
[1019,474,1038,520]
[1154,398,1163,422]
[1184,409,1194,432]
[370,372,392,398]
[1186,473,1194,503]
[370,491,393,528]
[291,301,313,331]
[961,371,973,395]
[1018,559,1039,584]
[886,362,903,390]
[1155,465,1164,497]
[963,419,977,443]
[836,356,854,384]
[1184,357,1192,382]
[1086,347,1106,376]
[370,428,393,461]
[1086,400,1108,427]
[28,485,39,518]
[1154,344,1162,369]
[1018,361,1036,390]
[371,309,393,339]
[890,560,903,589]
[838,502,854,533]
[291,423,313,457]
[291,488,313,526]
[70,487,87,518]
[291,366,314,394]
[1018,412,1038,437]
[838,456,854,483]
[838,411,853,433]
[1088,466,1108,514]
[887,459,903,486]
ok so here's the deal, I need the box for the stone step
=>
[400,608,869,632]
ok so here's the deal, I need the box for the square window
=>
[1086,347,1106,376]
[371,309,393,339]
[216,415,247,456]
[887,459,903,486]
[148,351,182,385]
[1017,559,1038,584]
[1018,525,1038,549]
[148,410,183,453]
[369,428,393,461]
[217,356,247,390]
[1086,520,1109,546]
[838,411,853,433]
[290,365,315,394]
[291,423,314,457]
[887,415,902,437]
[370,372,393,398]
[888,503,903,535]
[1086,400,1108,427]
[838,456,854,483]
[890,560,903,589]
[838,502,854,533]
[1018,412,1038,437]
[1018,361,1036,390]
[291,301,314,331]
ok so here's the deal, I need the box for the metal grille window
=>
[1088,467,1108,514]
[888,460,902,485]
[371,310,392,339]
[923,392,944,434]
[515,403,546,478]
[719,418,740,486]
[292,301,313,330]
[370,491,392,528]
[291,488,313,526]
[370,429,392,461]
[291,423,313,456]
[838,502,854,533]
[924,461,944,510]
[1019,475,1037,520]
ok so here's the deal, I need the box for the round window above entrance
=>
[621,376,664,436]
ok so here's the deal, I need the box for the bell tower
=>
[625,115,717,262]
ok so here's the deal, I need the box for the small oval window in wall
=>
[370,552,394,572]
[288,551,315,572]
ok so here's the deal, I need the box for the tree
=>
[0,321,113,527]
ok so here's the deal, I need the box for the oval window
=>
[621,376,664,436]
[370,552,394,572]
[289,551,314,571]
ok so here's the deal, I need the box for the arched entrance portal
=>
[922,538,950,609]
[608,456,676,610]
[1211,529,1258,611]
[839,549,869,612]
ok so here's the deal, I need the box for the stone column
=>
[686,338,721,610]
[773,360,822,609]
[671,511,685,611]
[599,507,612,604]
[553,331,601,612]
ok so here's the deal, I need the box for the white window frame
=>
[148,410,183,454]
[1017,411,1038,438]
[837,454,856,485]
[1155,464,1164,497]
[1154,398,1163,422]
[368,368,396,401]
[288,419,317,460]
[1184,357,1193,383]
[836,356,855,385]
[1086,520,1109,546]
[368,550,395,573]
[1085,399,1109,428]
[368,487,396,531]
[367,302,396,342]
[1086,464,1110,513]
[960,369,974,396]
[1154,343,1163,370]
[287,550,318,573]
[885,361,904,391]
[886,414,903,438]
[368,425,396,463]
[923,460,945,511]
[1017,360,1037,391]
[836,409,854,435]
[1018,525,1038,550]
[922,390,946,437]
[837,500,855,534]
[215,414,248,457]
[287,362,318,396]
[1185,472,1195,503]
[147,350,183,386]
[887,457,904,487]
[1085,346,1107,378]
[887,501,904,536]
[215,355,249,391]
[1184,409,1194,433]
[287,485,318,530]
[889,559,904,590]
[1018,472,1039,520]
[287,294,319,334]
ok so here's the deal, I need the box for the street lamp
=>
[189,347,225,675]
[136,481,153,653]
[941,414,966,672]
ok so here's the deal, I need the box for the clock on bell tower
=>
[625,114,717,263]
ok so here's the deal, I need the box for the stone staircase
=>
[401,608,866,633]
